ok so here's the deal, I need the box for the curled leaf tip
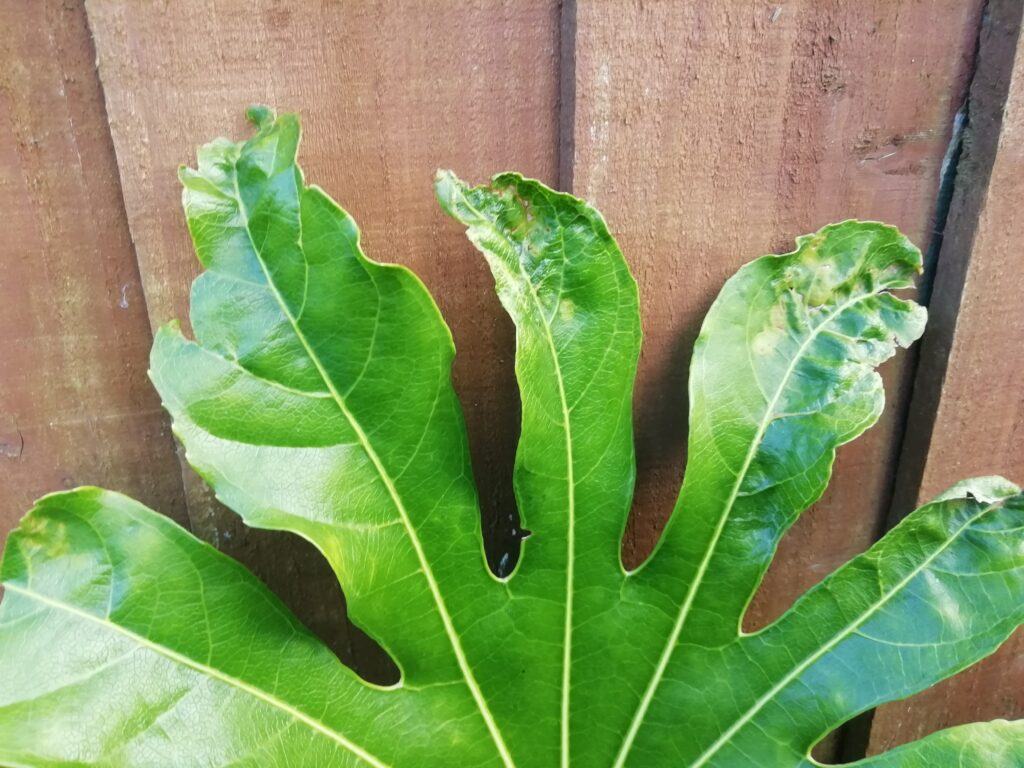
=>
[433,169,466,215]
[246,104,276,128]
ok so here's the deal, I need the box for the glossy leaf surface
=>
[1,110,1022,767]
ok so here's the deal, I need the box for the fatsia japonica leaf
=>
[0,108,1022,768]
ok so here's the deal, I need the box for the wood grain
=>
[567,1,983,758]
[86,0,560,679]
[0,0,186,546]
[868,0,1024,753]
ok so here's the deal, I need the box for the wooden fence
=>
[2,0,1022,760]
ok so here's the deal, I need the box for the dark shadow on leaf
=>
[199,501,399,685]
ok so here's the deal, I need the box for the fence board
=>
[0,0,186,544]
[867,0,1024,753]
[567,1,983,757]
[86,0,560,678]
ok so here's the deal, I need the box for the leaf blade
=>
[436,170,642,766]
[614,221,928,767]
[0,488,423,768]
[155,109,515,766]
[625,479,1024,766]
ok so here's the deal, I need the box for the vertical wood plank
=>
[568,1,983,758]
[0,0,186,544]
[86,0,560,679]
[868,0,1024,753]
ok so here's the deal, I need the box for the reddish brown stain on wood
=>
[0,0,186,544]
[868,0,1024,753]
[85,0,560,678]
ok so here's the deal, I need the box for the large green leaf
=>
[1,109,1021,767]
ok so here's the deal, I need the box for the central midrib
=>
[230,167,516,768]
[517,254,576,768]
[449,185,578,768]
[613,288,882,768]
